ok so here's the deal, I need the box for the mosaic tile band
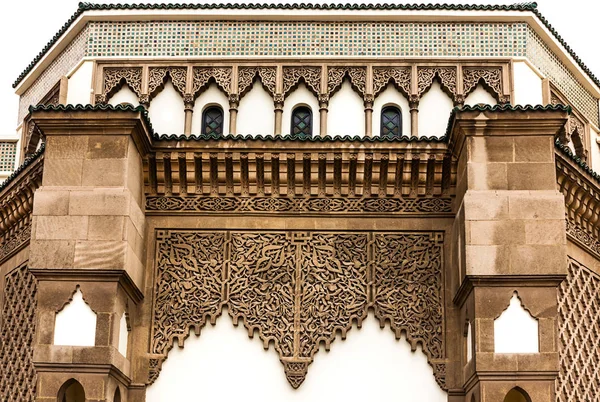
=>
[19,20,599,126]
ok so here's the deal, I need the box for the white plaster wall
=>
[494,293,539,353]
[373,84,410,137]
[108,85,139,106]
[237,81,274,136]
[191,83,229,135]
[147,312,447,402]
[66,61,94,105]
[464,85,498,106]
[118,313,128,357]
[148,80,185,134]
[418,81,454,138]
[282,83,320,136]
[590,125,600,173]
[54,288,97,347]
[328,81,365,137]
[513,61,543,106]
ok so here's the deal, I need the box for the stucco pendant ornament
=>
[282,360,310,388]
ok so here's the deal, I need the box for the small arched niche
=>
[148,79,185,134]
[464,84,498,106]
[503,387,532,402]
[58,379,85,402]
[54,287,97,347]
[418,80,454,138]
[114,387,122,402]
[282,82,319,136]
[108,85,139,106]
[328,80,364,137]
[373,84,410,137]
[118,311,129,357]
[494,292,539,353]
[192,83,229,135]
[237,79,274,136]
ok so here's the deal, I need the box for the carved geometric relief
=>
[0,265,38,402]
[417,67,457,97]
[462,67,503,101]
[101,67,143,102]
[238,67,277,98]
[283,67,321,97]
[151,230,446,390]
[327,67,367,97]
[373,67,411,97]
[192,67,232,96]
[557,258,600,402]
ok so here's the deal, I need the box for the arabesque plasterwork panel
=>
[150,230,445,390]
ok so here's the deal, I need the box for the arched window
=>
[201,106,224,135]
[291,106,313,138]
[58,379,85,402]
[114,387,122,402]
[381,106,402,137]
[503,387,531,402]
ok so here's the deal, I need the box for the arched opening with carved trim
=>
[57,379,85,402]
[237,78,274,136]
[503,387,532,402]
[192,83,229,136]
[418,79,454,138]
[201,106,225,136]
[148,79,185,134]
[290,105,313,138]
[282,82,319,136]
[380,105,402,137]
[328,79,364,137]
[464,84,498,106]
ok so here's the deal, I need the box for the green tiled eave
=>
[12,0,600,94]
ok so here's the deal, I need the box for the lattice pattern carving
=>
[101,67,142,103]
[462,67,503,100]
[151,230,446,389]
[373,67,411,97]
[148,67,187,98]
[565,219,600,258]
[192,67,232,96]
[557,258,600,402]
[327,67,367,96]
[0,265,38,402]
[283,67,321,96]
[237,67,277,98]
[417,67,457,97]
[146,196,452,214]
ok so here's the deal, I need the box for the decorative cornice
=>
[155,133,447,143]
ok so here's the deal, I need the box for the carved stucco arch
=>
[462,67,504,103]
[191,67,232,100]
[282,67,321,98]
[327,67,367,99]
[237,67,277,99]
[147,67,187,101]
[417,66,457,99]
[372,67,411,99]
[98,67,143,104]
[148,230,446,390]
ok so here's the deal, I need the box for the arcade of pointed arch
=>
[94,62,509,137]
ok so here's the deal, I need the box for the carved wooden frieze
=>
[417,67,457,97]
[462,67,503,101]
[148,67,187,98]
[151,230,446,389]
[98,67,143,103]
[373,67,411,97]
[283,67,321,97]
[192,67,232,96]
[327,67,367,97]
[238,67,277,98]
[0,265,38,402]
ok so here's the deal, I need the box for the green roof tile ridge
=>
[555,139,600,184]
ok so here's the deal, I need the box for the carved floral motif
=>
[192,67,232,96]
[150,230,446,389]
[145,196,453,214]
[373,67,411,97]
[417,67,457,97]
[102,67,143,101]
[148,67,187,98]
[283,67,321,96]
[238,67,277,97]
[462,67,503,100]
[327,67,367,96]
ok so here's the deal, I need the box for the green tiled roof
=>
[14,1,599,94]
[555,140,600,184]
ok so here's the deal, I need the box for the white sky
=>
[0,0,598,134]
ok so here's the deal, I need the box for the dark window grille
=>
[201,106,224,135]
[381,106,402,137]
[291,106,313,138]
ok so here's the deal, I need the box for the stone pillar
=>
[183,93,194,135]
[28,107,148,402]
[409,95,419,137]
[449,106,568,402]
[364,94,374,137]
[318,94,328,137]
[274,94,284,136]
[229,94,239,135]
